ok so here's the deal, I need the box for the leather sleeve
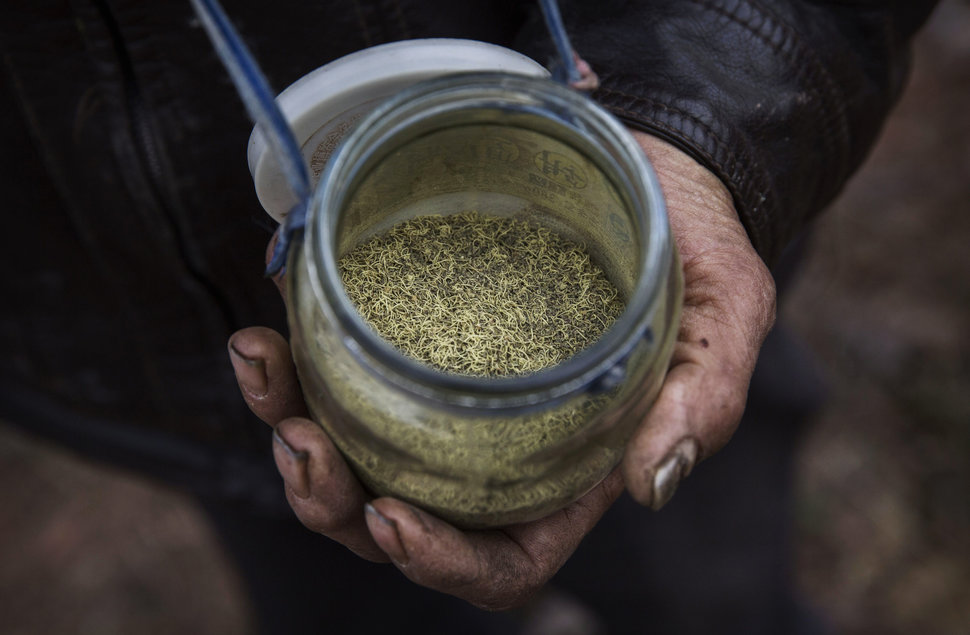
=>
[0,0,937,502]
[519,0,938,265]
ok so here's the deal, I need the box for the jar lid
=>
[247,38,549,223]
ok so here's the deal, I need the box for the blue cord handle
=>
[190,0,309,275]
[193,0,581,276]
[538,0,580,85]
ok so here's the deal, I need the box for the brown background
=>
[1,2,968,633]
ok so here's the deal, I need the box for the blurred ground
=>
[786,2,970,633]
[1,3,968,634]
[0,429,253,635]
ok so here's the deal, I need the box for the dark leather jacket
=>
[0,0,936,505]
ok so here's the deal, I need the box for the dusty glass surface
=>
[287,74,682,527]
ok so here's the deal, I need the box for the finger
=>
[620,131,777,509]
[621,357,729,510]
[569,52,599,91]
[264,230,286,299]
[228,326,308,425]
[273,417,388,562]
[622,250,776,510]
[364,470,624,610]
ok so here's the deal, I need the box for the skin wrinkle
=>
[475,536,543,611]
[681,257,769,334]
[297,491,387,561]
[630,371,706,487]
[493,528,539,575]
[603,92,753,195]
[505,525,555,574]
[655,138,776,363]
[606,97,773,256]
[616,134,774,505]
[678,298,766,388]
[554,470,621,538]
[403,519,485,590]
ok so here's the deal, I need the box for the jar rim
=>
[306,72,673,411]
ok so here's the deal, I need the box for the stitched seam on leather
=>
[598,90,734,170]
[692,0,851,194]
[598,87,772,254]
[604,91,770,238]
[695,0,845,158]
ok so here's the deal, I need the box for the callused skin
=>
[227,133,776,611]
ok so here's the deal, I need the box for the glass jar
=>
[286,72,682,528]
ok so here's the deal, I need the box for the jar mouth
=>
[307,73,672,411]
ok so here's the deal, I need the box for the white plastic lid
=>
[247,38,549,222]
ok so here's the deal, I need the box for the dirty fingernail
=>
[650,437,699,511]
[273,427,310,498]
[229,342,268,397]
[365,503,409,566]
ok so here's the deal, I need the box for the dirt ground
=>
[1,3,968,634]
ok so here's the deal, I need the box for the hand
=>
[227,132,775,609]
[228,326,625,609]
[621,133,776,509]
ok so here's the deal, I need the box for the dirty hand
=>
[620,133,775,509]
[227,132,775,610]
[228,324,625,610]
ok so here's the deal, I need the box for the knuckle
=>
[286,489,342,535]
[464,553,545,612]
[749,256,777,324]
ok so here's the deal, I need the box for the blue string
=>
[193,0,581,276]
[190,0,310,275]
[537,0,580,85]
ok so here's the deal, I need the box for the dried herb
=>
[308,211,636,527]
[339,211,624,376]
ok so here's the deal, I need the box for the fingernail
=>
[649,437,699,511]
[365,503,409,566]
[228,341,268,397]
[273,427,310,498]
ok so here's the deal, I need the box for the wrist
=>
[629,131,755,266]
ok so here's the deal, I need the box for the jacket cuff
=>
[520,0,931,265]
